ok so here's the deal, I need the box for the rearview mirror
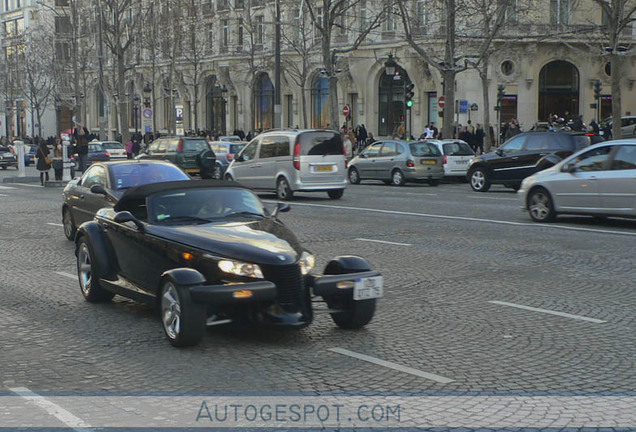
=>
[90,184,107,196]
[114,211,145,231]
[495,149,503,156]
[271,202,290,217]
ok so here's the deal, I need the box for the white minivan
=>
[224,129,347,200]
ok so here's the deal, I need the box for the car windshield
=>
[410,142,442,157]
[102,142,124,150]
[149,187,266,224]
[110,163,190,190]
[443,142,474,156]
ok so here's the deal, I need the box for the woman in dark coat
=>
[36,140,51,185]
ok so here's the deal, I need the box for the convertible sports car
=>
[75,181,383,347]
[62,160,190,240]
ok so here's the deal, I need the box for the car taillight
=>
[177,139,183,152]
[406,159,415,168]
[105,152,110,157]
[293,138,301,170]
[443,155,448,165]
[227,153,234,161]
[585,133,595,136]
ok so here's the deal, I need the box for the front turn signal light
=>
[233,290,253,299]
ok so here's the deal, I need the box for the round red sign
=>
[438,96,445,109]
[342,105,350,117]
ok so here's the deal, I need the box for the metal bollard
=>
[14,140,26,177]
[62,140,72,181]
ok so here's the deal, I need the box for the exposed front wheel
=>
[63,207,76,241]
[77,238,114,303]
[276,177,294,200]
[391,169,405,186]
[527,188,556,222]
[331,299,377,329]
[348,167,360,185]
[327,189,344,199]
[468,167,491,192]
[160,281,206,348]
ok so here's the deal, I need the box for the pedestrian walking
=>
[74,126,89,172]
[36,140,51,186]
[474,124,485,155]
[343,131,355,160]
[125,139,134,159]
[132,139,141,157]
[52,138,64,181]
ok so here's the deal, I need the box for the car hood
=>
[146,218,305,265]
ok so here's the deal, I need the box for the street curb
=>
[44,180,70,187]
[2,176,40,183]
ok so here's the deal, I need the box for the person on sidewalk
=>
[36,140,51,185]
[52,138,64,180]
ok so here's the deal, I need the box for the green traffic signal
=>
[406,100,413,108]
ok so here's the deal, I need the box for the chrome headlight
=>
[298,251,316,275]
[218,259,264,279]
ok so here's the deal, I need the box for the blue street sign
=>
[459,100,468,114]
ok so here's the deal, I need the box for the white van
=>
[224,130,347,200]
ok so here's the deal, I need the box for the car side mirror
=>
[495,149,504,156]
[359,153,367,158]
[563,163,577,173]
[271,202,290,217]
[113,211,145,231]
[236,154,245,162]
[90,184,107,196]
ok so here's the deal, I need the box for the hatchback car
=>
[98,141,127,159]
[600,116,636,139]
[74,180,382,347]
[62,160,190,240]
[348,140,444,186]
[467,131,598,192]
[520,140,636,222]
[86,142,111,166]
[0,145,17,169]
[225,130,347,200]
[426,139,475,178]
[209,141,246,179]
[140,136,216,178]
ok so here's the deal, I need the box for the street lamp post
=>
[133,95,140,138]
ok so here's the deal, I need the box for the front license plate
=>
[314,165,334,173]
[421,159,436,165]
[353,276,383,300]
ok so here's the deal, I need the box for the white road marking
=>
[47,222,64,227]
[467,195,518,201]
[10,183,43,188]
[329,347,454,384]
[54,271,77,280]
[354,238,412,246]
[0,185,16,189]
[9,387,92,431]
[488,301,606,324]
[0,193,7,197]
[274,201,636,237]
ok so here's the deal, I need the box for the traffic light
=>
[594,80,602,100]
[405,83,415,109]
[497,85,506,105]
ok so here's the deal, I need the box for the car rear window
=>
[103,142,124,150]
[183,139,209,152]
[230,144,245,154]
[88,144,105,152]
[410,142,442,157]
[299,132,343,156]
[442,142,474,156]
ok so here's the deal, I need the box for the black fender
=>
[74,221,115,280]
[324,255,372,275]
[161,268,206,287]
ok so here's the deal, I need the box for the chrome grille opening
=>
[262,264,302,312]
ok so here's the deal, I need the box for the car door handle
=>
[511,157,519,160]
[251,164,261,168]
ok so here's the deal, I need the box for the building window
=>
[314,7,323,41]
[255,15,264,45]
[254,73,274,131]
[416,0,430,27]
[222,19,228,47]
[238,18,243,47]
[384,5,398,31]
[503,0,518,22]
[55,0,70,5]
[235,0,244,9]
[378,65,411,137]
[208,23,214,49]
[16,0,20,8]
[359,0,368,31]
[5,0,9,12]
[550,0,570,25]
[311,76,330,128]
[55,16,72,34]
[501,60,515,76]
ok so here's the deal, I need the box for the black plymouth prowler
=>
[75,180,383,347]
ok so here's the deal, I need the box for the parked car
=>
[600,116,636,139]
[426,139,475,178]
[140,136,216,178]
[74,180,383,347]
[466,131,600,192]
[0,145,17,169]
[225,129,347,200]
[209,141,246,179]
[97,141,127,159]
[520,140,636,222]
[85,142,111,166]
[62,160,190,241]
[219,135,242,143]
[348,140,444,186]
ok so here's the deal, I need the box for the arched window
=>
[206,75,227,135]
[538,60,579,121]
[379,67,412,137]
[253,73,274,131]
[311,76,330,128]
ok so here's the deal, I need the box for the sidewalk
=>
[0,165,71,187]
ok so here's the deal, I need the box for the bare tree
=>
[305,0,386,129]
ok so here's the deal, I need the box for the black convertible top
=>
[114,180,248,212]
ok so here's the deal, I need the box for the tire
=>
[276,177,294,200]
[224,173,233,182]
[391,169,405,186]
[468,167,491,192]
[213,165,223,180]
[429,179,440,186]
[324,259,376,330]
[160,280,206,347]
[348,167,360,184]
[63,207,77,241]
[527,187,556,222]
[77,238,114,303]
[327,189,344,199]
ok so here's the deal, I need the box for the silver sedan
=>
[519,140,636,222]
